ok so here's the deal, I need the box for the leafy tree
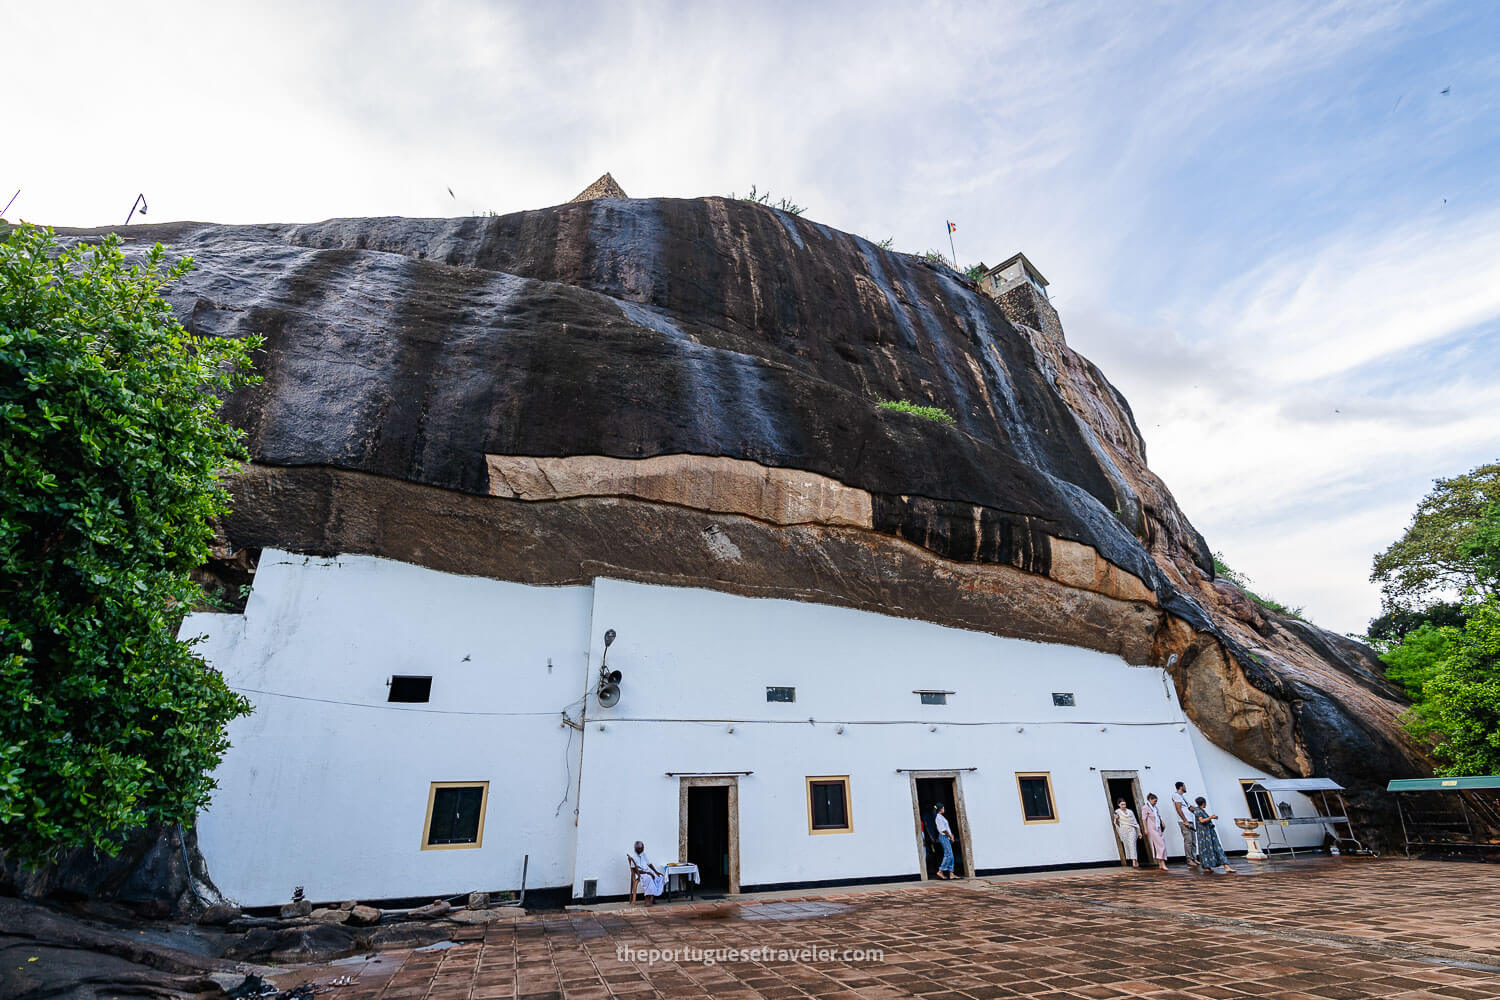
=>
[1366,600,1467,648]
[1379,624,1454,699]
[1402,598,1500,776]
[0,224,256,862]
[963,263,987,282]
[1371,463,1500,611]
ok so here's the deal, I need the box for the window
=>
[766,686,796,703]
[1241,780,1274,821]
[806,776,852,834]
[917,691,949,705]
[422,782,489,849]
[1016,772,1058,823]
[389,675,433,703]
[1051,692,1075,707]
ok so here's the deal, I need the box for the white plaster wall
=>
[1187,725,1325,851]
[186,550,593,906]
[572,579,1217,896]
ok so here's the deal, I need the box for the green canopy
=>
[1387,776,1500,791]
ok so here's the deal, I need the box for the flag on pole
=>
[947,221,957,233]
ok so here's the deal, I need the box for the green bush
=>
[876,399,956,425]
[0,224,257,862]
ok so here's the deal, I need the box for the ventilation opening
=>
[766,686,796,703]
[917,690,951,705]
[1052,692,1075,707]
[389,675,433,703]
[582,879,597,899]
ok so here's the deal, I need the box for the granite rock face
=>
[63,197,1424,833]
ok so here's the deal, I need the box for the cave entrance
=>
[1101,770,1146,865]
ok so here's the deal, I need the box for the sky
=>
[9,0,1500,635]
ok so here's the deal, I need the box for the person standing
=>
[1192,797,1237,874]
[1142,793,1169,871]
[1171,781,1199,868]
[1113,798,1142,867]
[934,803,957,879]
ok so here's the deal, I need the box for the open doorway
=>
[1101,770,1145,864]
[910,773,972,879]
[678,776,739,894]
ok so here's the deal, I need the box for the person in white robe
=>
[631,841,668,904]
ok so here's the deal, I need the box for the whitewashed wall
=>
[185,550,593,907]
[572,579,1217,897]
[188,554,1309,906]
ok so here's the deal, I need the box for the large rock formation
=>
[65,197,1424,838]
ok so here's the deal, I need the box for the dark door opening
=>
[1105,775,1144,863]
[915,777,967,877]
[687,785,731,892]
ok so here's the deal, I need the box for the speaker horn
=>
[603,669,622,684]
[597,682,621,708]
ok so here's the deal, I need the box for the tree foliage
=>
[0,224,256,862]
[1371,463,1500,611]
[1398,598,1500,776]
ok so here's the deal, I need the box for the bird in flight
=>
[1440,86,1450,95]
[448,187,456,198]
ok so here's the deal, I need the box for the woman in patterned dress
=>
[1192,797,1237,874]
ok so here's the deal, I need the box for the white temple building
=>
[184,549,1322,907]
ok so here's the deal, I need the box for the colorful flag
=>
[947,221,957,233]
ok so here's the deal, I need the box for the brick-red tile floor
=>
[306,859,1500,1000]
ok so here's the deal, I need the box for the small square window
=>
[389,675,433,703]
[1016,773,1057,823]
[807,776,852,833]
[1051,692,1075,707]
[766,686,796,703]
[422,782,489,849]
[918,692,948,705]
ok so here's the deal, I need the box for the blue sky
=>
[11,0,1500,634]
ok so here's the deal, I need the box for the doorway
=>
[678,776,740,894]
[1101,770,1145,864]
[909,773,973,879]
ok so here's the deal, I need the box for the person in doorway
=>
[1142,793,1169,871]
[1113,798,1141,867]
[1171,781,1199,869]
[933,803,958,879]
[630,841,668,905]
[1192,797,1236,874]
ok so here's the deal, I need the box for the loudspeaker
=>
[597,682,621,708]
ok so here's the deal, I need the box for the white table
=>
[663,862,700,898]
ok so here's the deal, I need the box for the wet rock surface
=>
[62,197,1426,839]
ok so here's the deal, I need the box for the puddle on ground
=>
[736,901,854,922]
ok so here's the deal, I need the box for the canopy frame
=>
[1244,782,1367,857]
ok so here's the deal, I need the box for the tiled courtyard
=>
[316,860,1500,1000]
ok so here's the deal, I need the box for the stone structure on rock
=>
[51,195,1427,906]
[980,251,1066,343]
[569,171,627,202]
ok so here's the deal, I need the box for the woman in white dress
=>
[1113,799,1142,868]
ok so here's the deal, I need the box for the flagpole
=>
[947,223,957,269]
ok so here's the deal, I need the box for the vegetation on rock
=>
[0,224,256,862]
[1211,553,1304,619]
[875,398,956,425]
[734,185,806,216]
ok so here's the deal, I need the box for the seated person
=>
[630,841,668,905]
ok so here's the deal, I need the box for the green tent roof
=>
[1387,776,1500,791]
